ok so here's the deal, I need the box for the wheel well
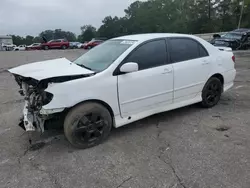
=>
[70,99,114,118]
[211,74,224,85]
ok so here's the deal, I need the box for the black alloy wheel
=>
[202,77,223,108]
[74,113,106,144]
[64,102,112,149]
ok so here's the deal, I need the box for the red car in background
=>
[41,39,69,50]
[83,38,107,49]
[26,43,41,50]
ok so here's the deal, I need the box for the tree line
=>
[11,0,250,46]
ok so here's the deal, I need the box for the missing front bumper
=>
[21,101,45,132]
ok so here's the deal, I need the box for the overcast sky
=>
[0,0,137,36]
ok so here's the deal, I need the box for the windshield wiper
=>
[76,64,93,71]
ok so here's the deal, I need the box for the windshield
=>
[74,40,136,72]
[223,32,242,40]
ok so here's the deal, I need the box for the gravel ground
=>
[0,50,250,188]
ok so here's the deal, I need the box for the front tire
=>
[64,102,112,149]
[201,77,223,108]
[44,46,49,50]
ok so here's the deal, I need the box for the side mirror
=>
[120,62,139,73]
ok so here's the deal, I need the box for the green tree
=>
[97,16,128,38]
[78,25,96,42]
[33,36,42,43]
[12,35,25,46]
[10,0,250,47]
[39,29,76,41]
[25,35,34,45]
[39,30,54,41]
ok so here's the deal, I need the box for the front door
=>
[117,39,174,117]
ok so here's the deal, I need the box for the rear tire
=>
[44,46,49,50]
[62,45,67,50]
[64,102,112,149]
[201,77,223,108]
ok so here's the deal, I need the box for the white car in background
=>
[13,45,26,51]
[9,33,236,149]
[2,43,16,51]
[69,42,83,49]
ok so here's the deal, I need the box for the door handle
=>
[202,63,209,65]
[202,61,210,65]
[162,68,173,74]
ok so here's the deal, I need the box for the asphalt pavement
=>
[0,49,250,188]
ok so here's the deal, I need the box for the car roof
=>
[113,33,197,42]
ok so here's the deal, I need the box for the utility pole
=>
[238,0,245,29]
[208,0,211,20]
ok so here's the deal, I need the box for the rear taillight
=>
[232,55,235,63]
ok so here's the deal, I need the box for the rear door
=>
[168,37,211,103]
[117,39,174,117]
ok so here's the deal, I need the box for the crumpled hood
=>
[8,58,94,81]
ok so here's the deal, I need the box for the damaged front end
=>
[8,58,95,133]
[16,76,54,132]
[14,73,93,132]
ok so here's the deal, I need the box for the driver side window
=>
[125,39,168,71]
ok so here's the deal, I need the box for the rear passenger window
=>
[199,45,209,57]
[126,40,167,70]
[169,38,207,63]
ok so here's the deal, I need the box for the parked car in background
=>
[211,28,250,50]
[13,45,26,51]
[83,38,106,49]
[9,33,236,149]
[80,42,88,49]
[26,43,41,50]
[2,43,16,51]
[69,42,82,49]
[41,39,69,50]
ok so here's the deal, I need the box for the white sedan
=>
[9,33,236,149]
[13,45,26,51]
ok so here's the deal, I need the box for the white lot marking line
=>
[237,69,250,73]
[0,128,11,135]
[235,85,244,89]
[0,159,10,166]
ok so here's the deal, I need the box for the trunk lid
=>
[8,58,94,81]
[215,46,232,52]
